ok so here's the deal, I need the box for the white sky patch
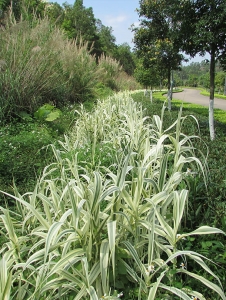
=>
[103,14,129,28]
[133,21,140,27]
[101,13,135,46]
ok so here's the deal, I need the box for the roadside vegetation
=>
[0,0,226,299]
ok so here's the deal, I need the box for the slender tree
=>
[133,0,184,110]
[172,0,226,140]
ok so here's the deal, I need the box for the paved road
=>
[173,89,226,111]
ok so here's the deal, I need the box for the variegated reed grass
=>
[0,92,225,300]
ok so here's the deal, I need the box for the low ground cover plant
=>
[0,92,225,300]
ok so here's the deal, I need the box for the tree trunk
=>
[150,88,153,103]
[209,48,215,140]
[167,68,172,110]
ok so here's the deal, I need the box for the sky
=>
[53,0,208,65]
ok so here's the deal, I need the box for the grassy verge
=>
[200,89,226,100]
[153,90,226,123]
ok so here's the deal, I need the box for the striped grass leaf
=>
[142,190,169,215]
[143,178,159,194]
[122,241,147,277]
[44,221,64,262]
[147,271,166,300]
[24,249,46,268]
[46,180,66,212]
[152,114,163,136]
[88,262,101,289]
[186,252,224,289]
[112,211,134,235]
[0,255,12,300]
[87,172,102,214]
[179,269,226,300]
[181,225,226,237]
[175,155,207,179]
[141,147,157,167]
[157,283,192,300]
[100,240,110,295]
[107,220,116,280]
[121,189,136,213]
[39,277,76,297]
[155,134,169,156]
[0,208,19,250]
[36,193,53,225]
[63,185,86,230]
[58,269,85,288]
[46,248,85,278]
[0,191,50,230]
[73,262,101,300]
[184,290,206,300]
[163,171,183,192]
[173,190,188,236]
[74,285,87,300]
[87,286,99,300]
[157,152,169,191]
[154,208,175,245]
[159,250,225,294]
[119,258,145,288]
[155,240,173,258]
[147,209,155,266]
[160,192,174,218]
[100,185,119,202]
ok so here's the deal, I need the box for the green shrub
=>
[0,121,54,196]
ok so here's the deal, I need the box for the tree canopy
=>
[133,0,226,139]
[133,0,184,108]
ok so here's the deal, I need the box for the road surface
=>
[172,89,226,111]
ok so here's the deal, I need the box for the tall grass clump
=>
[0,17,63,121]
[0,16,103,123]
[115,71,142,91]
[60,39,102,104]
[97,55,141,92]
[0,92,225,299]
[98,54,123,90]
